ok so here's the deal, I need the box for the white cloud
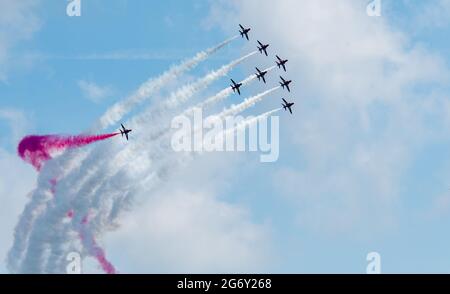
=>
[105,189,270,273]
[104,153,271,273]
[207,0,450,236]
[0,0,41,81]
[78,80,114,103]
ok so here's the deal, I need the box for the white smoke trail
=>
[188,65,278,112]
[131,50,258,127]
[185,91,281,146]
[223,107,283,137]
[216,86,280,119]
[143,61,273,142]
[183,87,233,116]
[7,36,239,273]
[163,51,257,109]
[92,35,239,132]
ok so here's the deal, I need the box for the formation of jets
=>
[118,25,296,142]
[228,24,295,115]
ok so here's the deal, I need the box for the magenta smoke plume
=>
[17,133,119,170]
[79,225,117,274]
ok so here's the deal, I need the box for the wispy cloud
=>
[78,80,114,103]
[24,50,239,61]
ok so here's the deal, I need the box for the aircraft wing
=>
[231,79,236,86]
[280,76,286,83]
[262,76,266,83]
[125,133,129,140]
[237,87,241,95]
[286,85,291,92]
[239,24,245,30]
[282,64,286,71]
[257,40,263,46]
[282,98,288,104]
[289,107,292,114]
[245,34,249,41]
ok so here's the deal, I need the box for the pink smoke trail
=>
[67,210,74,219]
[79,217,117,274]
[92,240,117,274]
[17,133,119,171]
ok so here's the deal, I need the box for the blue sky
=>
[1,0,450,273]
